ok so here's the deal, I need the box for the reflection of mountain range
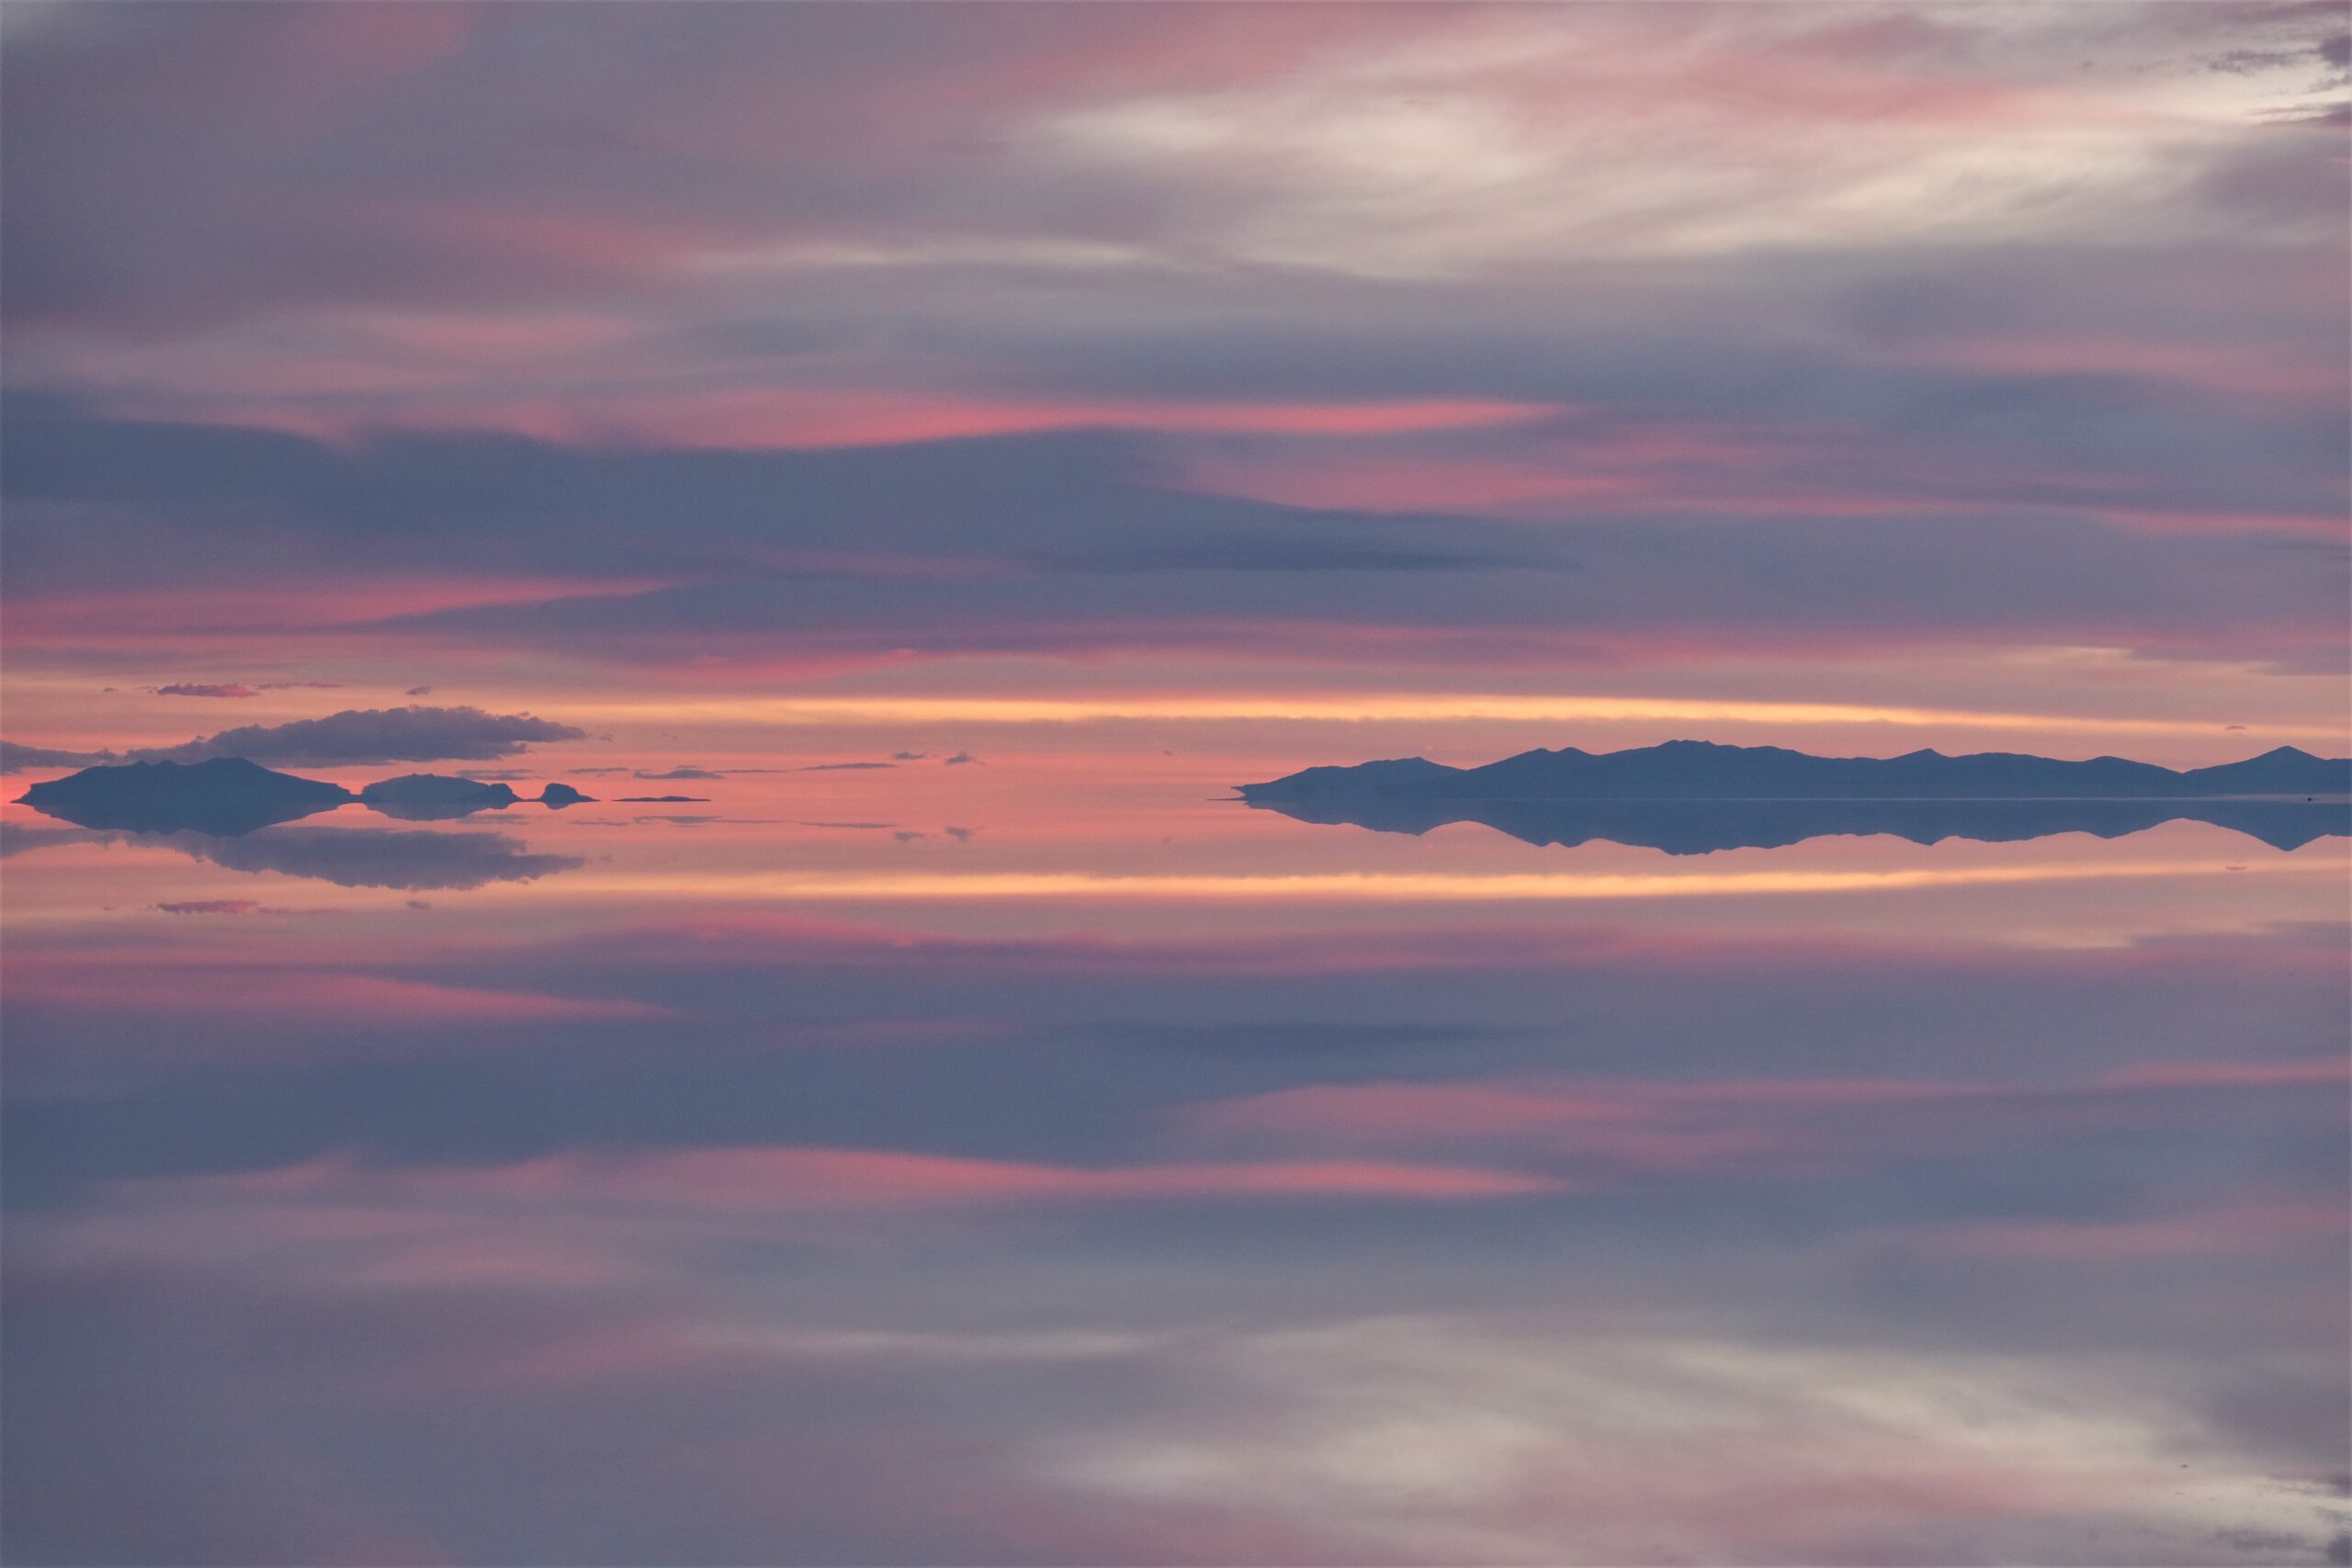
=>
[1238,741,2352,854]
[20,760,594,833]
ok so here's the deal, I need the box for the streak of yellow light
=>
[554,693,2320,739]
[531,856,2336,903]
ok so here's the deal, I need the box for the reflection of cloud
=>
[634,766,723,780]
[1178,1057,2350,1184]
[1044,1315,2349,1565]
[0,823,109,858]
[180,826,582,891]
[2,823,581,891]
[560,857,2339,902]
[15,964,663,1026]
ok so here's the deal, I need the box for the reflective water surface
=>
[6,750,2346,1565]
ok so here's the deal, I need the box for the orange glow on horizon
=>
[559,691,2335,742]
[526,855,2337,905]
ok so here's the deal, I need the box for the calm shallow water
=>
[5,752,2346,1565]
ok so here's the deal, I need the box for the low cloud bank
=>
[2,706,583,773]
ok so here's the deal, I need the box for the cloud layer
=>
[1,705,583,773]
[0,3,2343,695]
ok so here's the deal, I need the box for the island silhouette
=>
[18,759,594,835]
[1238,740,2351,854]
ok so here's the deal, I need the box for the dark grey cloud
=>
[351,510,2348,675]
[4,398,2339,671]
[0,395,1550,590]
[154,682,255,698]
[169,704,572,767]
[144,679,341,699]
[0,740,100,774]
[798,761,895,773]
[0,705,583,773]
[632,767,723,781]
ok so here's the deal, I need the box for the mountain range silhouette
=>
[1238,740,2352,853]
[18,758,594,835]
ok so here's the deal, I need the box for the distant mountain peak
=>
[19,756,353,836]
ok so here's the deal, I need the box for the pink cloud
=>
[139,387,1558,453]
[179,1145,1566,1214]
[9,961,667,1028]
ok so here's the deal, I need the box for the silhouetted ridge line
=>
[20,761,601,835]
[17,757,354,836]
[1236,740,2350,854]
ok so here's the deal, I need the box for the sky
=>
[1,0,2346,771]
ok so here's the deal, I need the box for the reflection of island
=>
[1,821,582,890]
[21,761,594,832]
[1238,741,2352,854]
[173,826,582,889]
